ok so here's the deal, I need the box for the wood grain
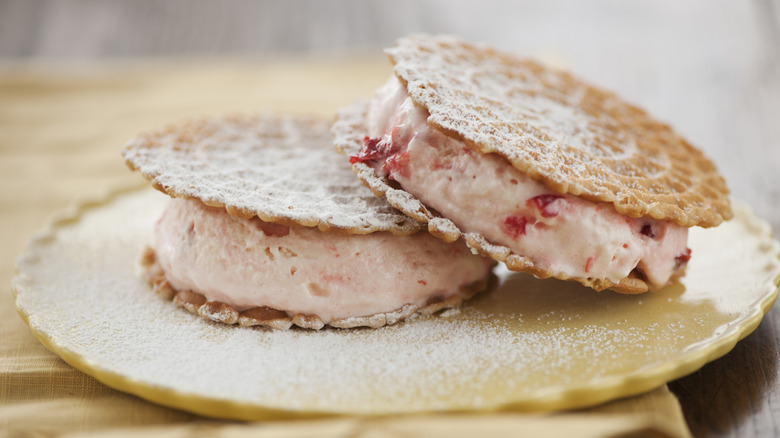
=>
[669,309,780,438]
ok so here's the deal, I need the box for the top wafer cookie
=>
[122,115,423,235]
[386,34,732,228]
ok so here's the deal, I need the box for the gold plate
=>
[12,187,780,419]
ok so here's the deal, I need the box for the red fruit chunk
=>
[502,215,528,239]
[674,248,692,270]
[349,136,384,164]
[640,224,655,238]
[527,194,564,218]
[584,256,595,273]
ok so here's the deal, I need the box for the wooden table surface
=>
[2,1,779,437]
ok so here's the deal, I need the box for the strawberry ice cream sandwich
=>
[334,34,732,293]
[123,115,493,329]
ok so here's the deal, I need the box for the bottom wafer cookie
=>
[141,247,496,330]
[461,232,652,294]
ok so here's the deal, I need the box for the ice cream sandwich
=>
[334,34,732,294]
[123,114,494,329]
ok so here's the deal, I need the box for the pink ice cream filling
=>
[154,198,493,323]
[350,77,691,290]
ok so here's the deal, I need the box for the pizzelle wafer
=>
[124,114,494,329]
[124,115,421,235]
[388,34,732,227]
[334,34,732,294]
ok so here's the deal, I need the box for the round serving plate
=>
[12,186,780,419]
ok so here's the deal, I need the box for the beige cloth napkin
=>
[0,58,691,438]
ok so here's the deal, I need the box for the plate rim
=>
[11,185,780,419]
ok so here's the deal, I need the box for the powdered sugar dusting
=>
[123,115,422,235]
[13,189,779,415]
[387,34,732,227]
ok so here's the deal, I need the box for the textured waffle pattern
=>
[123,115,422,235]
[386,34,732,228]
[334,101,647,293]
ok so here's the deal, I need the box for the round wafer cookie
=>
[123,114,492,329]
[123,115,422,235]
[384,34,731,228]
